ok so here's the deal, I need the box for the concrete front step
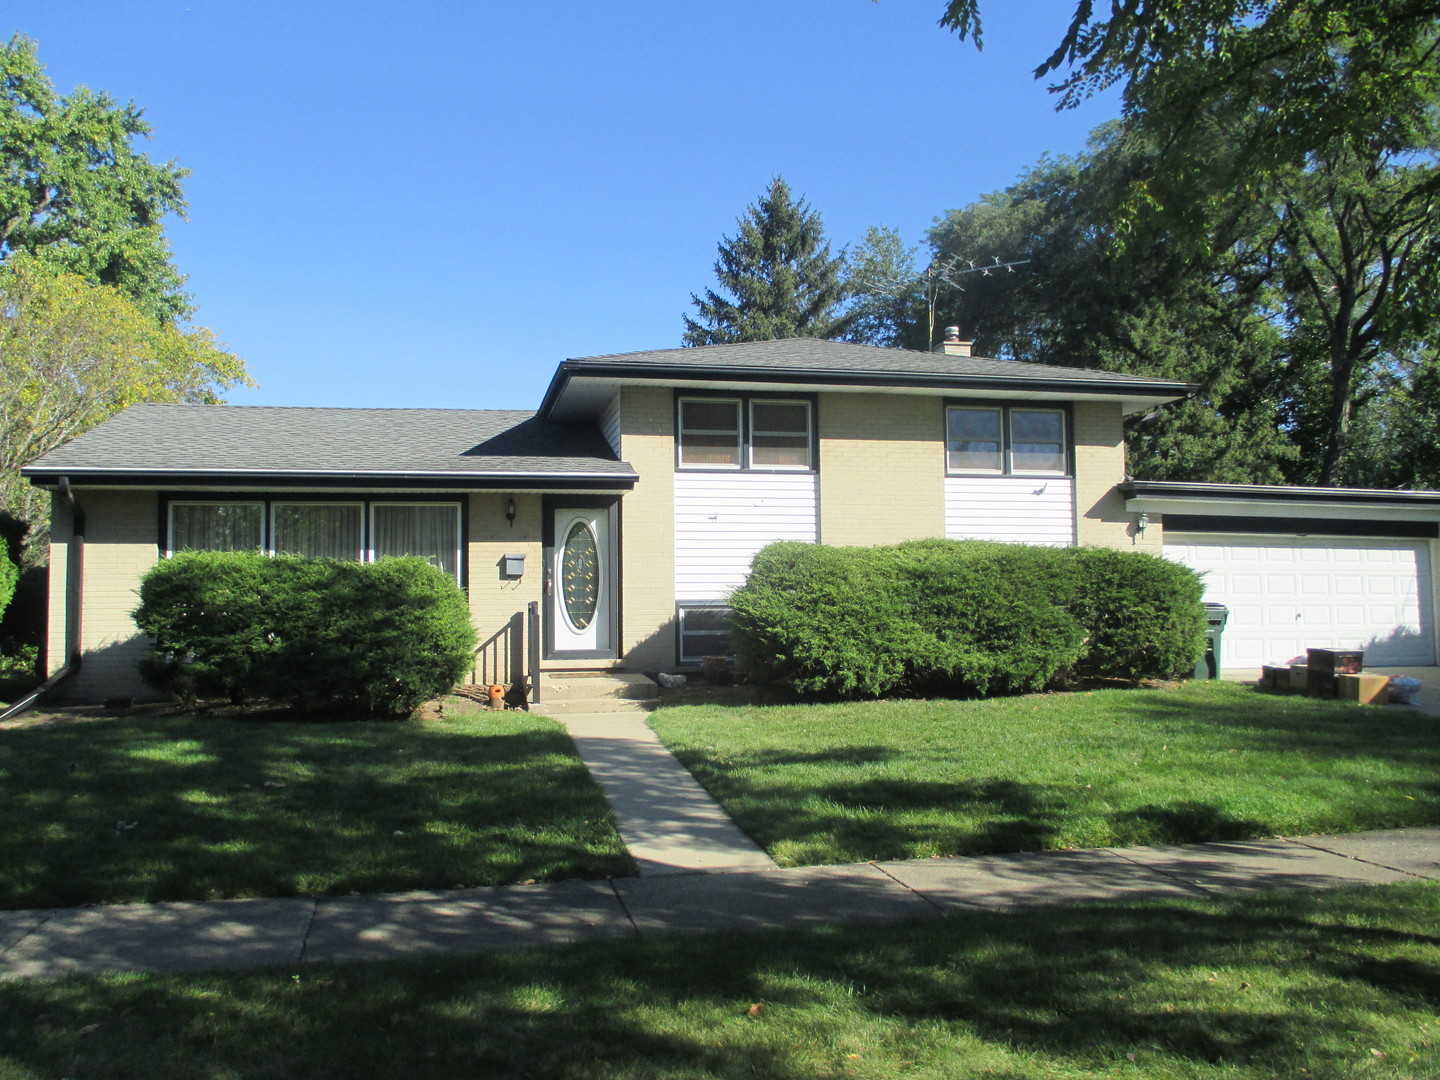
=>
[540,671,658,702]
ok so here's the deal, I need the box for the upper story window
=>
[946,405,1068,476]
[678,395,813,471]
[678,398,742,467]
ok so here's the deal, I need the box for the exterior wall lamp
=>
[1135,512,1150,534]
[505,496,517,526]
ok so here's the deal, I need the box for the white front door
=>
[549,506,613,656]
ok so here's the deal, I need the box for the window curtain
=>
[170,503,263,552]
[373,504,459,578]
[272,504,362,560]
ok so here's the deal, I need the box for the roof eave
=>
[24,466,638,491]
[540,360,1196,418]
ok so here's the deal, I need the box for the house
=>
[21,334,1440,703]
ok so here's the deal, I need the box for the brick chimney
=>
[934,326,972,357]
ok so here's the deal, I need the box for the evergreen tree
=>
[683,177,851,346]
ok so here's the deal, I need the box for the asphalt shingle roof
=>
[566,337,1187,387]
[23,405,633,479]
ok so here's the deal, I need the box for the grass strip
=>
[2,882,1438,1078]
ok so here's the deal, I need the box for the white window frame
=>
[747,398,813,472]
[945,405,1070,478]
[269,501,365,561]
[368,501,463,581]
[166,500,266,557]
[678,397,744,470]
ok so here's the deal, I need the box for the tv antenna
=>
[859,255,1029,348]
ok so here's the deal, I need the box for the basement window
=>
[677,603,734,663]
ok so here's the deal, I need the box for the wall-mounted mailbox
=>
[502,553,526,578]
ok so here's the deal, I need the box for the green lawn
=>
[649,681,1440,866]
[2,882,1437,1079]
[0,700,633,909]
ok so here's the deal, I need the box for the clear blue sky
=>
[11,1,1118,410]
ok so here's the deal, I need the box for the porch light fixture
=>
[505,496,517,526]
[1135,512,1149,534]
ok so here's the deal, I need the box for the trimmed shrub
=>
[1066,546,1208,682]
[132,550,274,704]
[729,539,1206,699]
[134,553,476,715]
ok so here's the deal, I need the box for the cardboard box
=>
[1307,648,1364,675]
[1338,672,1392,705]
[1260,664,1291,690]
[1289,664,1310,692]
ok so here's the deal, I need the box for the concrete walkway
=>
[3,827,1438,982]
[556,711,777,876]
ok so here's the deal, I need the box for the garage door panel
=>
[1165,534,1435,668]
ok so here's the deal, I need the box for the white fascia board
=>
[1126,493,1440,524]
[550,374,1183,420]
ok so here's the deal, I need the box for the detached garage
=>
[1122,482,1440,672]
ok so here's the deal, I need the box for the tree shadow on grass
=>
[0,709,635,909]
[2,884,1439,1079]
[1108,801,1269,845]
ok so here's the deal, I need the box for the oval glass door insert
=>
[561,521,599,631]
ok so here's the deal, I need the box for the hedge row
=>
[728,540,1207,699]
[133,551,477,715]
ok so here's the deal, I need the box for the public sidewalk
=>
[3,827,1438,982]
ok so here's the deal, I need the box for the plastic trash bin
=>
[1192,603,1229,680]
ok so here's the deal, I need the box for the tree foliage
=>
[0,33,191,324]
[0,259,249,546]
[683,176,852,345]
[940,1,1440,177]
[909,94,1440,486]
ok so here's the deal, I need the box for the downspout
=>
[0,477,83,721]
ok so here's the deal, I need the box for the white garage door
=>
[1164,533,1436,669]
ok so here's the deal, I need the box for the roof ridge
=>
[570,336,961,363]
[126,403,539,415]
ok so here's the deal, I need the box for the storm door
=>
[545,503,617,658]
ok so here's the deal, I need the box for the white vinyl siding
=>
[675,472,818,601]
[1164,533,1437,669]
[599,393,621,457]
[944,477,1076,546]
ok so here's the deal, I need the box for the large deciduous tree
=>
[683,177,852,346]
[936,2,1440,487]
[0,259,250,549]
[0,33,191,324]
[939,0,1440,176]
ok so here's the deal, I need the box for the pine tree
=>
[683,177,851,346]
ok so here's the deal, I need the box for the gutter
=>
[0,477,82,722]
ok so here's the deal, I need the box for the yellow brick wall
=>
[58,489,161,702]
[1073,400,1156,550]
[467,493,543,688]
[817,392,945,546]
[617,385,676,670]
[45,491,70,678]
